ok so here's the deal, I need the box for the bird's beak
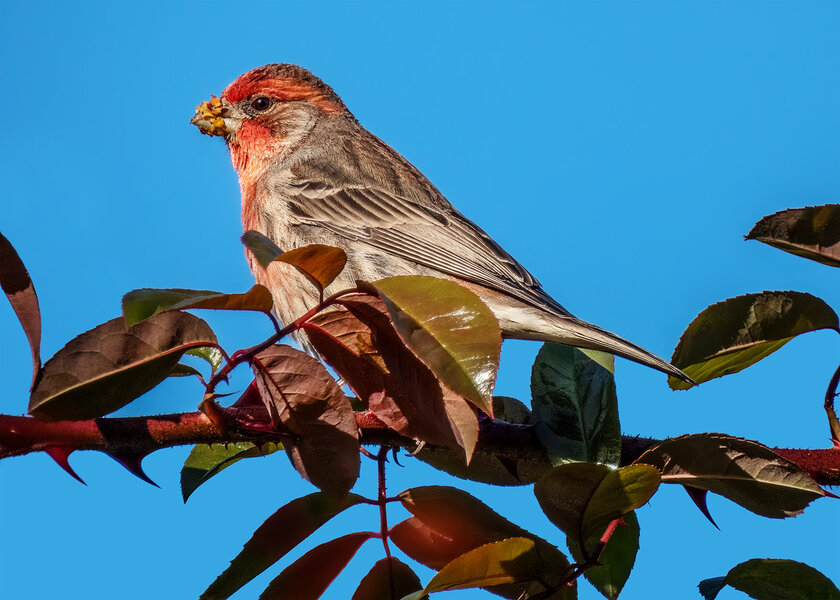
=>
[191,95,235,137]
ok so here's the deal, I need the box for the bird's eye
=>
[250,96,272,112]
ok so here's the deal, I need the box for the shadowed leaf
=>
[253,344,359,496]
[394,486,574,599]
[669,291,839,389]
[534,463,659,546]
[567,511,640,600]
[637,433,824,518]
[423,538,539,594]
[241,230,284,267]
[259,532,373,600]
[122,285,273,326]
[532,344,621,466]
[746,204,840,267]
[29,311,218,421]
[310,297,478,460]
[372,276,501,416]
[181,442,282,502]
[200,492,364,600]
[0,231,42,388]
[701,559,840,600]
[492,396,532,425]
[352,557,422,600]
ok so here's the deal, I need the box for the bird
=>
[191,63,688,382]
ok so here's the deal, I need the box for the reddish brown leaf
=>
[0,231,42,388]
[252,344,360,496]
[259,532,373,600]
[352,557,422,600]
[29,311,218,421]
[746,204,840,267]
[200,492,364,600]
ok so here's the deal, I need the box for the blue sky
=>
[1,2,839,599]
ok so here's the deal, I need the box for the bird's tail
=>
[496,305,692,383]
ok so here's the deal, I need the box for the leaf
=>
[258,532,373,600]
[352,557,422,600]
[746,204,840,268]
[531,343,621,466]
[241,230,284,267]
[394,486,575,599]
[567,511,640,600]
[669,291,839,390]
[274,245,347,293]
[492,396,533,425]
[372,276,502,416]
[241,230,347,292]
[200,492,364,600]
[180,442,282,502]
[187,346,224,374]
[702,558,840,600]
[310,297,478,460]
[636,433,825,518]
[122,285,273,326]
[29,311,218,421]
[252,344,360,496]
[423,537,539,593]
[0,231,42,388]
[534,463,659,547]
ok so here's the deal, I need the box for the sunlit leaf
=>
[372,276,501,416]
[122,285,274,326]
[669,291,839,389]
[567,511,640,600]
[200,492,364,600]
[259,532,373,600]
[186,346,224,374]
[0,231,42,387]
[746,204,840,268]
[531,343,621,466]
[394,486,574,599]
[252,344,359,496]
[29,311,218,421]
[242,230,284,267]
[352,557,422,600]
[699,558,840,600]
[637,433,825,518]
[274,244,347,293]
[423,537,538,593]
[181,442,281,502]
[535,463,659,547]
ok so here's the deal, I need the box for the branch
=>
[1,410,838,486]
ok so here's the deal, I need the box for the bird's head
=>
[191,64,349,183]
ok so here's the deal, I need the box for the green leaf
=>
[181,442,281,502]
[531,343,621,466]
[258,532,373,600]
[352,557,422,600]
[186,346,224,374]
[568,511,639,600]
[492,396,532,424]
[122,285,274,326]
[703,558,840,600]
[0,231,41,388]
[241,230,284,267]
[252,344,360,496]
[637,433,825,518]
[669,291,839,389]
[394,486,575,599]
[372,276,502,416]
[534,463,660,546]
[29,311,218,421]
[200,492,364,600]
[423,537,538,594]
[746,204,840,268]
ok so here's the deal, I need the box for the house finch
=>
[192,63,688,381]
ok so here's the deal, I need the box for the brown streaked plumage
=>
[192,63,689,382]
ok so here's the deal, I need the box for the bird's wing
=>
[282,181,571,316]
